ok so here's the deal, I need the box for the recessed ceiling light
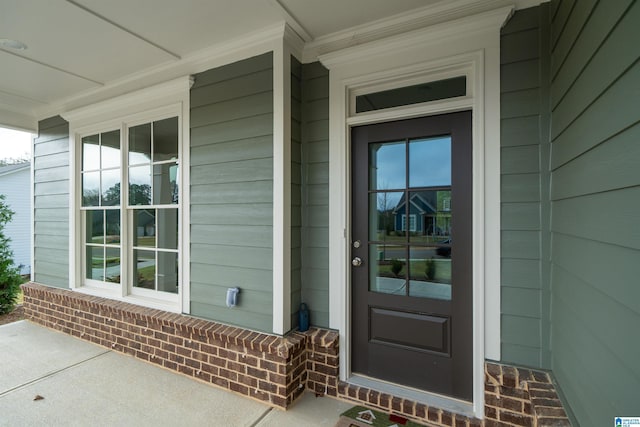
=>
[0,39,28,50]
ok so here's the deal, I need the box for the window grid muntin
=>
[79,113,180,297]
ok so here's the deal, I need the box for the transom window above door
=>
[354,76,466,114]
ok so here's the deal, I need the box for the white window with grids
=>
[79,113,181,303]
[65,76,192,312]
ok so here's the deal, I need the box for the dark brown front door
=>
[351,111,472,401]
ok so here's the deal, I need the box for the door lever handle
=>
[352,256,363,267]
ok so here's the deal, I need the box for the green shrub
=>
[0,195,24,315]
[390,258,404,277]
[425,258,436,280]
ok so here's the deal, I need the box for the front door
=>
[351,111,472,401]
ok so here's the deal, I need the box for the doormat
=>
[334,406,429,427]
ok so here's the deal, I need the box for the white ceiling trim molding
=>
[60,76,193,129]
[37,23,290,123]
[304,0,517,62]
[267,0,313,43]
[318,6,514,68]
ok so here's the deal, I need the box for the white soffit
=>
[0,0,546,131]
[71,0,284,56]
[0,0,178,83]
[0,51,98,102]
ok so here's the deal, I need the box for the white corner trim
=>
[283,23,306,60]
[272,39,293,335]
[180,88,192,314]
[29,142,35,282]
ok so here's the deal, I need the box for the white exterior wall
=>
[0,165,31,274]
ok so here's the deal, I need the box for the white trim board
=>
[320,5,510,418]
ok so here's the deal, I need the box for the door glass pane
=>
[101,169,120,206]
[369,141,405,190]
[369,192,402,241]
[86,210,103,244]
[405,190,451,243]
[105,210,120,244]
[157,252,178,294]
[153,163,178,205]
[408,246,451,300]
[133,249,155,290]
[157,209,178,250]
[369,244,406,295]
[105,247,120,284]
[153,117,178,161]
[86,246,104,281]
[101,130,120,169]
[129,165,151,205]
[129,123,151,165]
[82,134,100,171]
[82,171,100,206]
[409,136,451,188]
[134,209,155,247]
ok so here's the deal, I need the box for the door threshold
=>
[347,374,475,418]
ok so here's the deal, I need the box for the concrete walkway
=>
[0,321,352,427]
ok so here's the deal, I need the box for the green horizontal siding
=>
[499,5,551,369]
[550,1,640,425]
[189,52,274,332]
[33,116,69,289]
[300,61,330,328]
[291,55,303,328]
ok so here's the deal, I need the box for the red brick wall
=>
[22,282,314,408]
[22,282,570,426]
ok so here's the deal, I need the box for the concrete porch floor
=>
[0,321,352,427]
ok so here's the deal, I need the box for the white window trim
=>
[320,6,510,419]
[63,76,192,314]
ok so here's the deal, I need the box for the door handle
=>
[352,257,363,267]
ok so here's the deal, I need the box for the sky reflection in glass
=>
[371,136,451,190]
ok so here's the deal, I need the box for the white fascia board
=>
[0,164,31,177]
[0,108,38,133]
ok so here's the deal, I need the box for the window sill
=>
[74,285,181,314]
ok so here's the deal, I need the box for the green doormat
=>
[335,406,428,427]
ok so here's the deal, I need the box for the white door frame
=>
[319,6,511,418]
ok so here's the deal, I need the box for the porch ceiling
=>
[0,0,542,132]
